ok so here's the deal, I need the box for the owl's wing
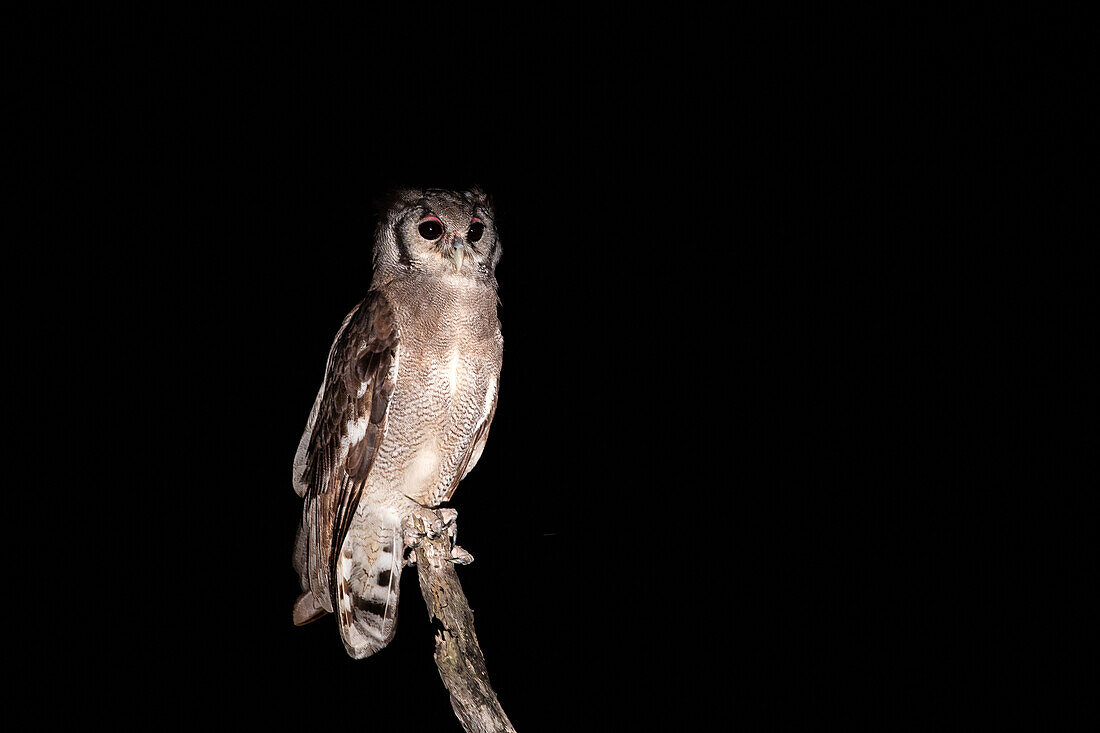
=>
[292,290,399,616]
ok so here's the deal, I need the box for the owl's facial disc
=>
[402,199,496,278]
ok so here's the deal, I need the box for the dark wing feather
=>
[299,290,398,609]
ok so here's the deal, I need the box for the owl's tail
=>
[292,510,403,658]
[332,515,403,659]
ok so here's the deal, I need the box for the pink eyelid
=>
[422,215,442,224]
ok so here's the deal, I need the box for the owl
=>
[291,187,503,658]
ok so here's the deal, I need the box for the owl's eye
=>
[467,219,485,243]
[418,217,444,240]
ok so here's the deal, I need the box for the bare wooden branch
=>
[413,534,516,733]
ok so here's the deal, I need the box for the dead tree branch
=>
[413,534,516,733]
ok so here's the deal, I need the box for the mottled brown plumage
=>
[292,187,503,658]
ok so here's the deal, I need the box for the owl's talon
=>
[403,506,460,546]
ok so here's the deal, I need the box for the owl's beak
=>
[451,238,465,273]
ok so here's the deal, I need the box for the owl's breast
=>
[373,307,500,505]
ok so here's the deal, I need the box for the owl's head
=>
[372,187,500,285]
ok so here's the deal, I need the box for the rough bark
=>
[413,534,516,733]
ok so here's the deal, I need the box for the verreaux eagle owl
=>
[292,187,503,658]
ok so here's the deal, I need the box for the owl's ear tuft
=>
[465,185,492,210]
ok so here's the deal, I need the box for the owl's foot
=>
[402,506,474,566]
[403,505,455,544]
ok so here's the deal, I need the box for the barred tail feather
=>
[334,521,403,659]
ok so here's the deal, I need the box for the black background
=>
[36,7,895,730]
[32,5,1061,731]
